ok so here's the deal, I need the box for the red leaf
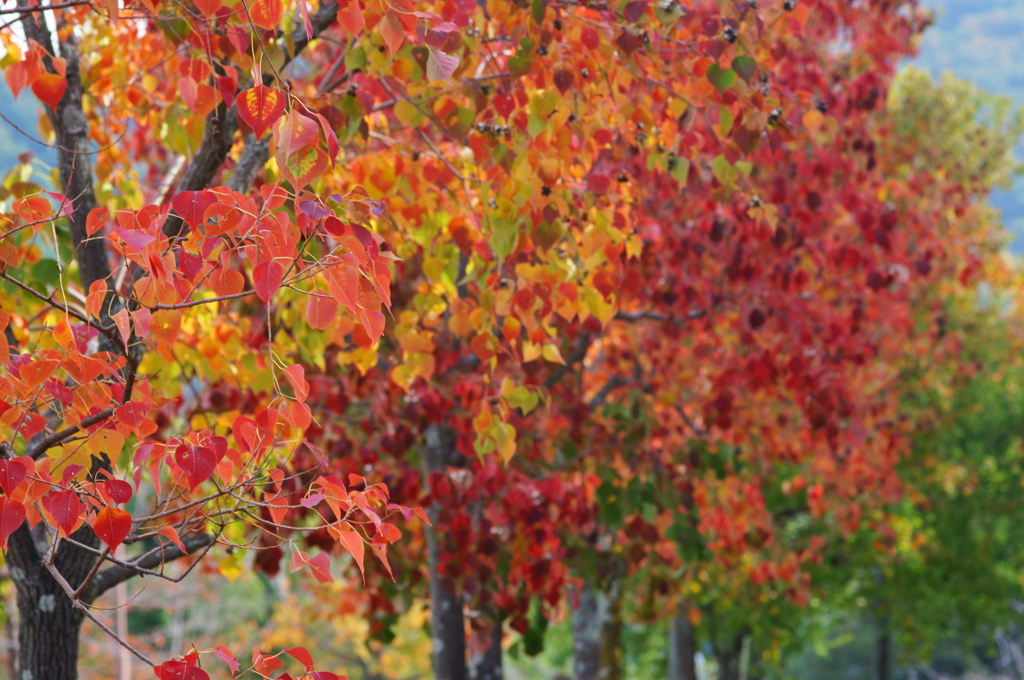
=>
[154,659,210,680]
[0,497,26,551]
[236,85,286,139]
[285,647,315,670]
[174,444,217,491]
[116,401,150,428]
[31,72,66,109]
[305,294,338,330]
[214,646,239,673]
[307,551,334,583]
[553,69,575,94]
[588,173,612,194]
[253,260,285,302]
[0,458,28,495]
[103,478,134,504]
[92,506,132,551]
[43,490,81,538]
[171,191,217,230]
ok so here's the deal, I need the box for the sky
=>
[914,0,1024,251]
[1,1,1023,242]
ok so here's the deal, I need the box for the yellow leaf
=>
[542,345,566,365]
[218,553,244,582]
[522,341,542,362]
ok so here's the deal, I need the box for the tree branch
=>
[88,533,216,598]
[162,0,340,239]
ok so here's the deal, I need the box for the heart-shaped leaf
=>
[248,0,283,30]
[0,497,26,551]
[92,506,132,551]
[236,85,286,139]
[174,444,217,491]
[253,260,285,303]
[0,459,28,495]
[706,64,736,93]
[731,56,757,84]
[426,47,460,85]
[44,490,82,538]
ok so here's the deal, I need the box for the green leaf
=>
[731,56,757,84]
[706,64,736,93]
[720,106,734,137]
[509,38,535,80]
[670,157,691,184]
[531,0,545,25]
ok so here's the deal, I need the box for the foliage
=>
[0,0,1012,676]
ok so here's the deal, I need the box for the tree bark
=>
[668,606,698,680]
[6,523,99,680]
[877,617,890,680]
[470,623,503,680]
[572,578,622,680]
[424,424,468,680]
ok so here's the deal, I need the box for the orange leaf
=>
[336,528,365,580]
[53,317,75,352]
[337,1,364,36]
[92,506,131,551]
[370,541,393,580]
[380,12,404,58]
[249,0,283,31]
[158,525,189,554]
[31,72,66,109]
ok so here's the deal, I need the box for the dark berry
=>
[542,185,552,196]
[768,108,782,124]
[378,45,386,52]
[481,84,492,95]
[783,0,795,10]
[553,18,562,31]
[617,172,628,183]
[581,68,590,78]
[723,26,737,43]
[816,100,828,113]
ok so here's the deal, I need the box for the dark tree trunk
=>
[424,425,468,680]
[668,606,698,680]
[470,623,503,680]
[6,521,102,680]
[572,579,622,680]
[714,632,746,680]
[877,617,890,680]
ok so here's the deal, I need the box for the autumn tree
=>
[2,1,999,680]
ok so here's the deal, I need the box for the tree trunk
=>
[877,617,890,680]
[668,607,697,680]
[424,425,468,680]
[470,623,502,680]
[714,633,746,680]
[572,579,622,680]
[6,522,101,680]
